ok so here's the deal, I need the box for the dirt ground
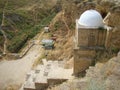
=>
[0,44,42,90]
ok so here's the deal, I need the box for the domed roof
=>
[78,10,104,27]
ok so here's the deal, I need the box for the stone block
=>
[74,57,93,75]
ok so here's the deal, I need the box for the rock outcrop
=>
[48,51,120,90]
[86,52,120,90]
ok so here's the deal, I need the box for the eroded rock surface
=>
[48,52,120,90]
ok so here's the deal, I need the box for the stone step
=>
[22,59,73,90]
[47,78,67,86]
[35,82,48,90]
[24,71,36,90]
[24,82,36,90]
[34,64,49,90]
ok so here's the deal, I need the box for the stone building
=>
[74,9,112,75]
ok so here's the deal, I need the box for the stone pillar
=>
[75,20,79,46]
[105,27,112,48]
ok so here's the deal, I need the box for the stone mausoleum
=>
[74,9,112,75]
[21,9,113,90]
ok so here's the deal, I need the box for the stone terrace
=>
[20,59,73,90]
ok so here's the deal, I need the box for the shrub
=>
[70,22,75,30]
[111,47,119,53]
[7,34,28,53]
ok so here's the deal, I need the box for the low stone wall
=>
[35,83,48,90]
[24,88,36,90]
[19,43,34,58]
[6,53,20,60]
[47,78,67,85]
[0,42,34,60]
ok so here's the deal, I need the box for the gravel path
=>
[0,45,42,90]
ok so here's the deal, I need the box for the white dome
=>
[78,10,104,27]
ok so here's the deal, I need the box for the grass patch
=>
[70,22,75,30]
[7,34,28,53]
[7,12,56,53]
[0,0,57,53]
[111,47,119,54]
[53,21,65,31]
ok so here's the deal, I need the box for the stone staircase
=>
[21,59,73,90]
[47,63,104,90]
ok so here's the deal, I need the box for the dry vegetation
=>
[41,0,120,63]
[43,11,74,62]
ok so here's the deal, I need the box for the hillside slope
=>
[0,0,57,54]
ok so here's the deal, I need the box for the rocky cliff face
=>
[48,51,120,90]
[85,51,120,90]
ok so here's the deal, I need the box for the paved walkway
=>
[0,45,42,90]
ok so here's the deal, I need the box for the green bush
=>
[111,47,119,53]
[70,22,75,30]
[7,34,28,53]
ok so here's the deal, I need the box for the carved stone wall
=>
[76,28,106,48]
[73,49,96,75]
